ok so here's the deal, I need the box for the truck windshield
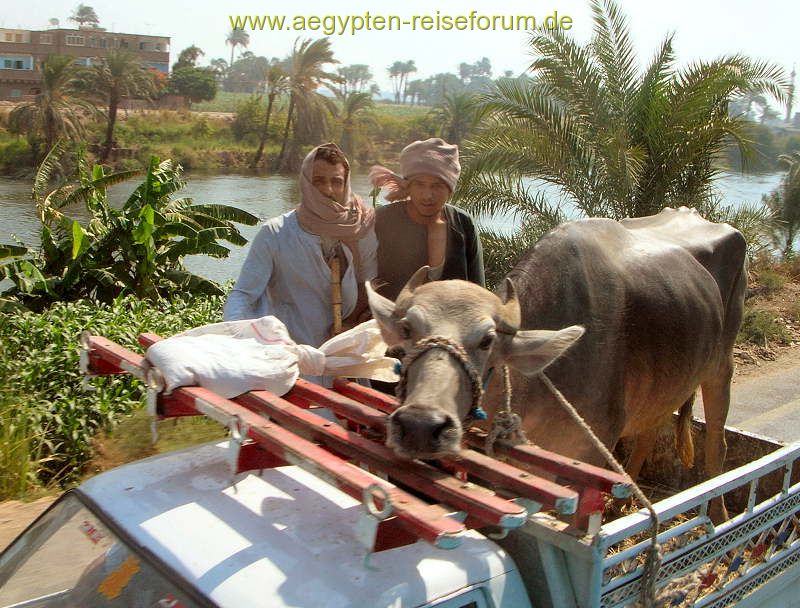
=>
[0,493,202,608]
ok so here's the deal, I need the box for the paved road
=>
[695,348,800,443]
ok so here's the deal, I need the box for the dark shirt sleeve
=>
[465,213,485,288]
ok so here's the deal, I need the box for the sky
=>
[1,0,798,101]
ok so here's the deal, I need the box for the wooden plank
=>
[286,380,386,431]
[261,384,577,515]
[234,390,528,528]
[333,378,398,414]
[86,336,148,379]
[335,379,630,499]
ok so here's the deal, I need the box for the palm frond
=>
[589,0,637,116]
[32,139,69,203]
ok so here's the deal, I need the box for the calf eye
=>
[398,321,412,340]
[478,334,494,350]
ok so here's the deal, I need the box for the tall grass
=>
[0,294,225,489]
[0,393,50,500]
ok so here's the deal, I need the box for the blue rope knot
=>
[470,405,488,421]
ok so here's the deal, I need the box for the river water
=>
[0,171,784,285]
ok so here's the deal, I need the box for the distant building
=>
[0,27,170,100]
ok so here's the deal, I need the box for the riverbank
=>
[0,100,433,177]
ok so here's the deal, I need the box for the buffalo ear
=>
[501,325,585,377]
[366,281,404,345]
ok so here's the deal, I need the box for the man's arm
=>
[223,225,274,321]
[342,228,378,329]
[464,213,486,288]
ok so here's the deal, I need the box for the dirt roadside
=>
[0,497,57,551]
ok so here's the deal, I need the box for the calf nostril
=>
[433,417,455,440]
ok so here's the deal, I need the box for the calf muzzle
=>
[387,404,462,459]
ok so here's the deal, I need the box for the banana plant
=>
[1,143,258,310]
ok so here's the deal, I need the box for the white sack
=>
[145,316,398,398]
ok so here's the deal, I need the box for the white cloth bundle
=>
[145,316,398,398]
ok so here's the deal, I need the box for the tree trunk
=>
[43,108,56,164]
[101,91,119,162]
[251,93,276,168]
[277,94,295,171]
[341,122,353,158]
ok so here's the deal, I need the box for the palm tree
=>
[339,91,376,158]
[209,58,229,81]
[8,55,93,162]
[400,60,417,104]
[226,29,250,71]
[456,0,787,244]
[763,152,800,258]
[276,38,340,171]
[251,61,289,167]
[76,51,157,161]
[429,92,478,145]
[388,61,403,103]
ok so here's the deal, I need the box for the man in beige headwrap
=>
[370,137,484,301]
[225,143,377,349]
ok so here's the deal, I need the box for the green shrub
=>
[788,302,800,324]
[116,157,143,172]
[190,116,214,139]
[0,138,34,174]
[170,144,205,170]
[0,294,225,486]
[231,96,264,144]
[193,91,253,113]
[758,268,786,295]
[737,308,792,346]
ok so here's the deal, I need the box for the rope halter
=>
[395,336,488,423]
[393,335,527,455]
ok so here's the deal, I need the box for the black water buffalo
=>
[367,207,746,510]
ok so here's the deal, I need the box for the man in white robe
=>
[224,144,377,350]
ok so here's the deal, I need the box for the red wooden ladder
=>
[79,332,632,551]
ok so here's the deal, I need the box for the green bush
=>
[758,268,786,295]
[737,308,792,346]
[0,294,225,487]
[116,157,142,172]
[788,302,800,324]
[190,116,214,139]
[231,96,264,144]
[193,90,253,113]
[0,138,34,174]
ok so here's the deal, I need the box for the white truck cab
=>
[0,442,531,608]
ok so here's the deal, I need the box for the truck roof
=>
[78,442,523,608]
